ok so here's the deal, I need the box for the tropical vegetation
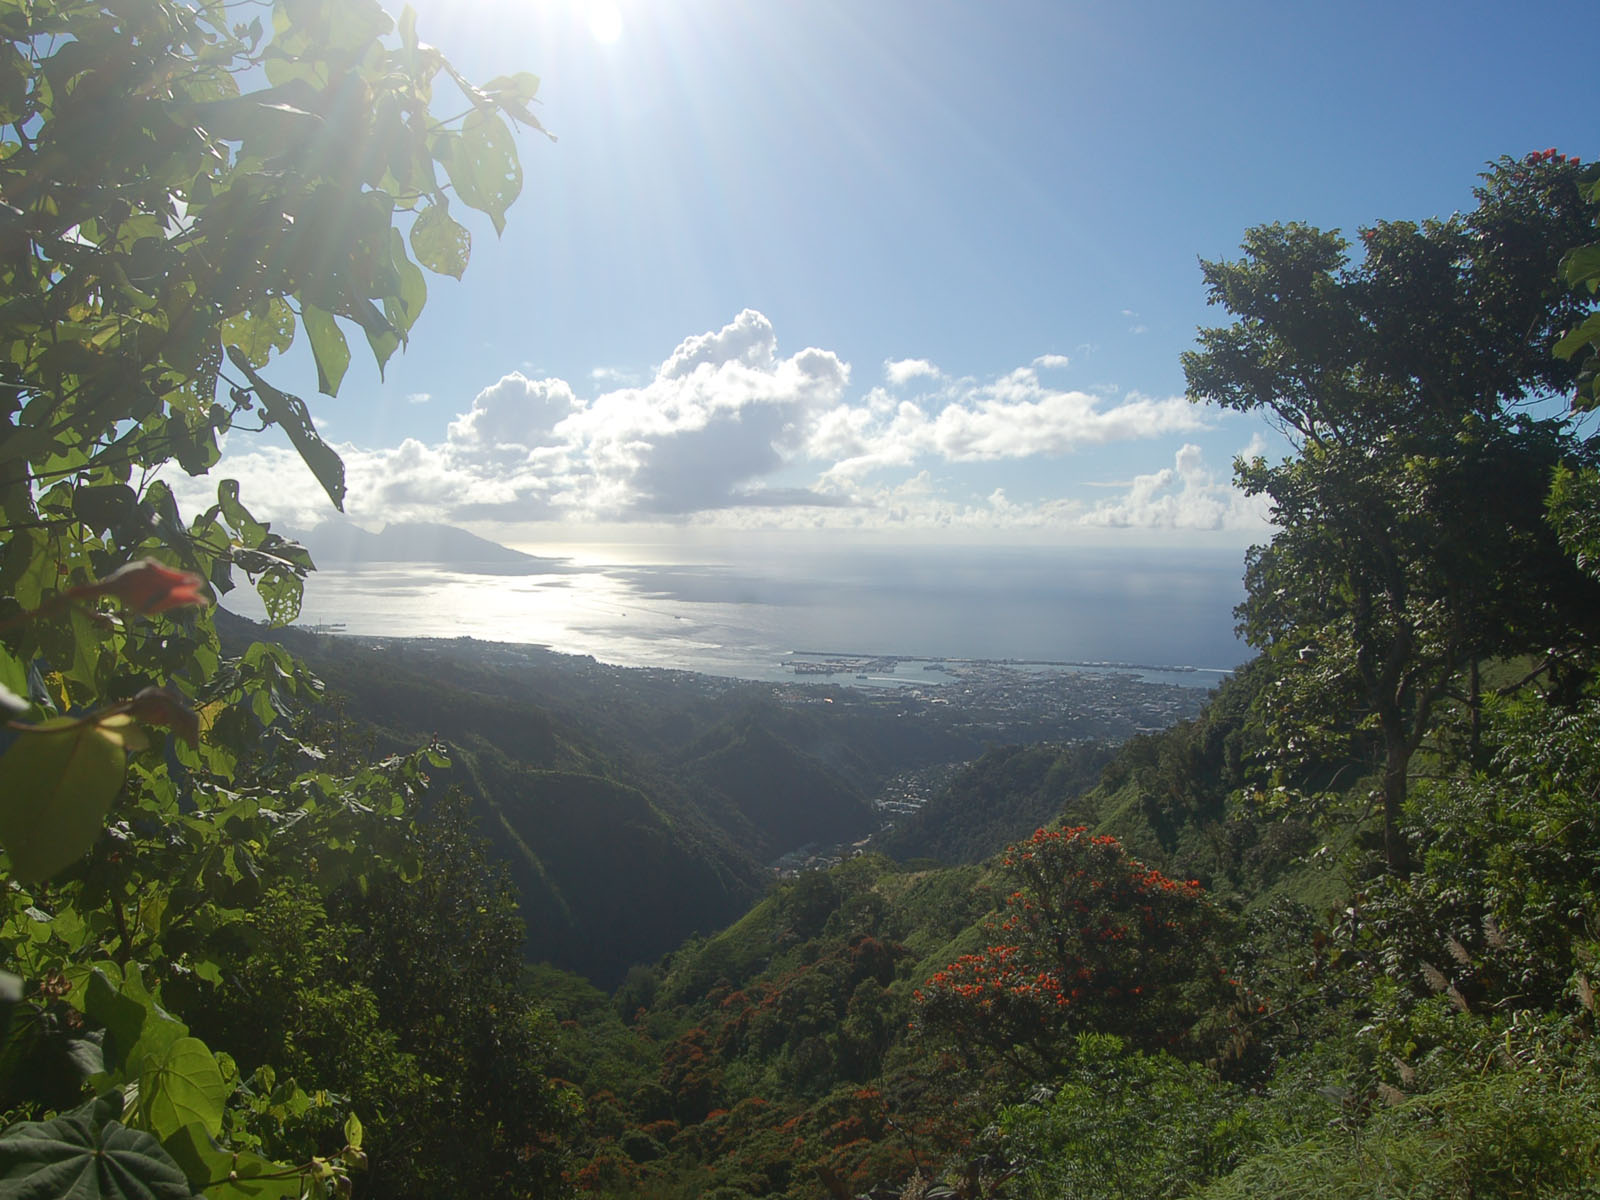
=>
[1,2,1599,1198]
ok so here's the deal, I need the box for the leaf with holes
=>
[437,110,521,234]
[225,347,346,510]
[410,204,470,279]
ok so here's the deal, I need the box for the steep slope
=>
[678,716,878,861]
[873,740,1114,864]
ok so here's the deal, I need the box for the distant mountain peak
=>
[289,519,567,575]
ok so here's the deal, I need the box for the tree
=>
[912,826,1234,1077]
[1185,155,1600,874]
[1555,155,1600,409]
[0,1,553,1194]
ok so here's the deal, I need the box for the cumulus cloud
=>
[558,311,850,514]
[1079,444,1271,532]
[817,363,1205,482]
[885,358,940,386]
[165,311,1243,538]
[447,372,578,455]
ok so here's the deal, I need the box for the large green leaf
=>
[135,1039,227,1142]
[0,1095,195,1199]
[83,967,189,1086]
[0,717,132,882]
[215,481,266,546]
[1562,243,1600,290]
[1554,311,1600,360]
[162,1126,299,1200]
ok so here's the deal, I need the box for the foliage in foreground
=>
[0,0,575,1195]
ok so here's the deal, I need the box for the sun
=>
[582,0,622,44]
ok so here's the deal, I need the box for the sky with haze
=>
[181,0,1600,555]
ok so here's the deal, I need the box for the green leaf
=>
[0,717,130,883]
[0,646,31,720]
[216,481,267,546]
[163,1125,300,1200]
[0,1094,195,1200]
[437,111,521,234]
[225,347,345,511]
[341,1112,361,1152]
[300,306,350,398]
[217,301,296,369]
[1562,244,1600,289]
[84,966,188,1083]
[480,71,549,134]
[135,1039,227,1142]
[72,484,144,544]
[1554,311,1600,360]
[384,229,427,339]
[253,568,304,629]
[409,204,470,280]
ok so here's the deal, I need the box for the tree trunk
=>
[1467,658,1481,771]
[1381,732,1412,876]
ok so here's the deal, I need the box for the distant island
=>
[287,520,572,576]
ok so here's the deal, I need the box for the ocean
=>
[222,543,1252,689]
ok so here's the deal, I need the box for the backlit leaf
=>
[164,1124,301,1200]
[218,301,296,368]
[438,111,520,234]
[409,204,470,279]
[136,1038,227,1140]
[301,305,350,398]
[0,717,128,882]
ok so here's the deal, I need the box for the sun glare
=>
[583,0,623,44]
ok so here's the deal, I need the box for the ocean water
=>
[223,543,1252,688]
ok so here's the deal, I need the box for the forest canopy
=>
[3,2,1600,1198]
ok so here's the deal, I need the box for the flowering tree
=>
[914,826,1233,1076]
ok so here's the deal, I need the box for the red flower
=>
[78,559,209,614]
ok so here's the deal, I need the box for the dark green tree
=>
[1185,155,1600,874]
[0,2,558,1195]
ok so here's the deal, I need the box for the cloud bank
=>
[167,309,1269,538]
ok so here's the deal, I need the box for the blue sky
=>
[194,0,1600,552]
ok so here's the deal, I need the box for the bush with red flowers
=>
[914,826,1236,1074]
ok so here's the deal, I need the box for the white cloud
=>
[817,364,1206,482]
[885,358,940,386]
[658,308,778,379]
[406,392,431,405]
[447,372,578,454]
[1079,444,1271,532]
[166,312,1247,538]
[557,312,850,515]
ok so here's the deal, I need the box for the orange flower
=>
[79,559,209,614]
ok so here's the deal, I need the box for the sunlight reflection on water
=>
[223,546,1249,686]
